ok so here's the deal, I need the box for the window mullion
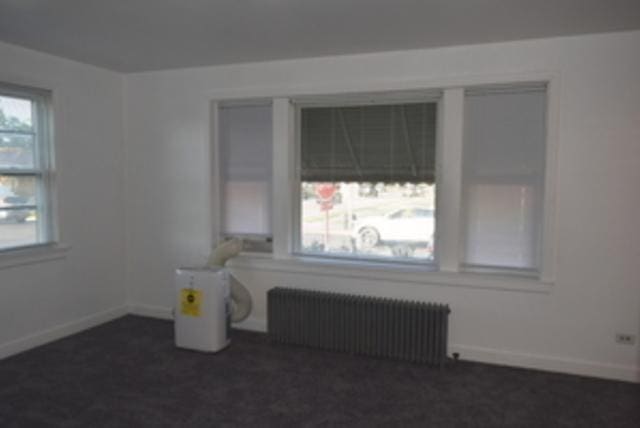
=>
[436,88,464,272]
[272,98,295,258]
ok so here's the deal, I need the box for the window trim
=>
[209,71,560,287]
[539,77,560,284]
[227,252,552,293]
[0,82,58,254]
[459,83,548,273]
[292,89,442,109]
[0,243,69,270]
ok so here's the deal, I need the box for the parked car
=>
[0,195,32,223]
[352,208,434,250]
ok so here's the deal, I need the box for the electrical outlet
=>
[615,333,636,345]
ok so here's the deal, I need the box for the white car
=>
[0,195,32,223]
[353,208,434,250]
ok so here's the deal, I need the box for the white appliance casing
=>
[174,267,231,352]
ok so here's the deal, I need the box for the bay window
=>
[215,80,553,280]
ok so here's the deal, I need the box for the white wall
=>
[0,42,127,356]
[123,31,640,381]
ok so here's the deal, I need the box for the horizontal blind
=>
[300,102,437,183]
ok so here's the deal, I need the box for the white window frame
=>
[212,72,559,289]
[0,82,57,255]
[291,90,443,266]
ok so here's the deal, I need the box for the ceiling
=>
[1,0,639,73]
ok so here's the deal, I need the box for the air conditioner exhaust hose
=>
[206,238,252,323]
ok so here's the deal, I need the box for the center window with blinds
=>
[299,101,438,262]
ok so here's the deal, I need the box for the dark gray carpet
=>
[0,316,638,427]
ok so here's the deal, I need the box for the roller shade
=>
[219,104,272,237]
[300,102,437,183]
[461,84,547,270]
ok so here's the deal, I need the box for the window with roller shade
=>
[298,101,438,261]
[219,103,273,252]
[461,84,547,271]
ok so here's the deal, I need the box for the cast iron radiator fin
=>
[267,287,450,366]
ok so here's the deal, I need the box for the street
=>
[301,182,435,259]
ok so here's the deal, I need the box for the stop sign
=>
[315,183,337,211]
[315,183,337,201]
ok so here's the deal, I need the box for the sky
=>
[0,95,32,127]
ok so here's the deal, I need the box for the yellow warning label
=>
[181,289,202,317]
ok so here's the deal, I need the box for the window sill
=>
[0,243,70,270]
[227,253,553,294]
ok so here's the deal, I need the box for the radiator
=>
[267,287,450,366]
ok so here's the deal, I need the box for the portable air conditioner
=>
[174,267,231,352]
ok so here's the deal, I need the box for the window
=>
[218,102,273,252]
[297,100,438,262]
[213,81,551,279]
[291,83,549,275]
[461,85,547,271]
[0,83,54,251]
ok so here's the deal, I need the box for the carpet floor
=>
[0,316,638,427]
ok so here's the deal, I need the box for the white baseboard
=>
[233,316,267,333]
[128,303,174,320]
[19,303,632,383]
[0,305,128,360]
[126,306,637,382]
[450,343,639,383]
[126,303,267,333]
